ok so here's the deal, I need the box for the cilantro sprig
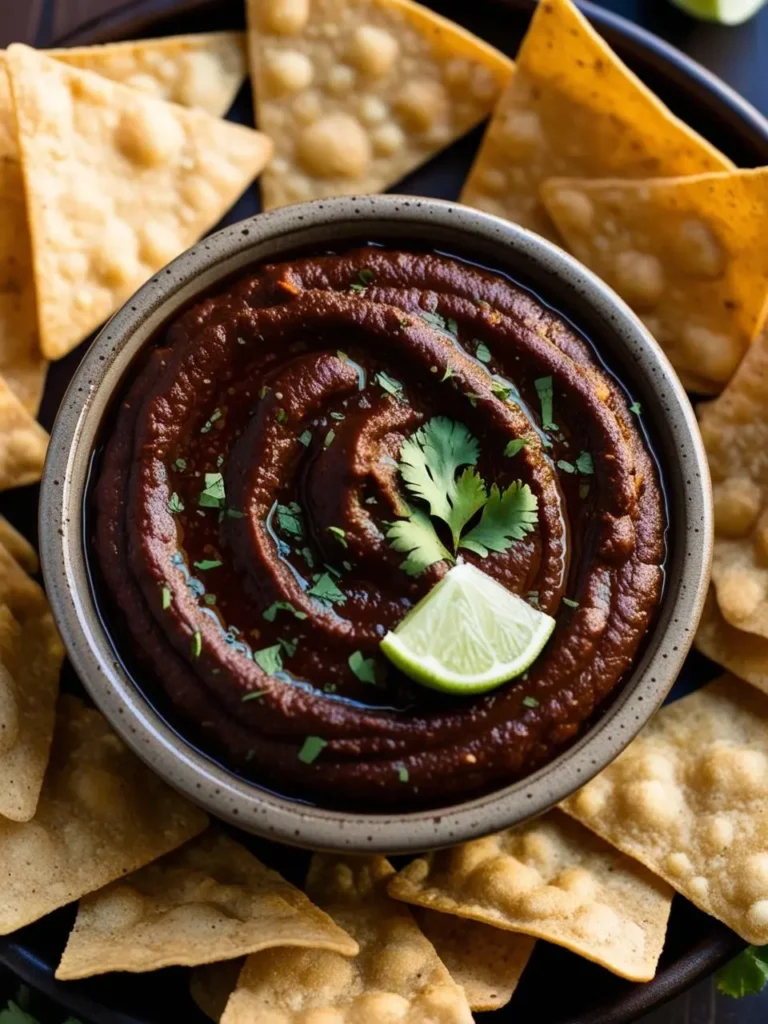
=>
[717,945,768,998]
[386,418,538,576]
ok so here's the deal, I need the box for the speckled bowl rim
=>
[40,194,712,854]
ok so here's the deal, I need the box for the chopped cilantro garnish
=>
[629,401,642,416]
[522,696,539,708]
[557,460,576,474]
[300,546,315,567]
[534,376,557,430]
[323,683,337,693]
[465,393,480,407]
[193,559,222,571]
[276,502,303,538]
[216,454,224,468]
[396,763,409,783]
[167,492,184,514]
[298,736,327,764]
[324,429,336,448]
[364,496,378,505]
[504,438,528,458]
[173,457,187,472]
[203,593,217,606]
[328,526,347,548]
[358,268,374,285]
[375,371,404,399]
[299,430,312,447]
[717,945,768,998]
[278,637,299,658]
[308,572,346,605]
[253,644,283,675]
[198,473,226,508]
[440,366,455,383]
[579,482,591,500]
[336,350,348,362]
[242,690,266,702]
[576,451,594,475]
[419,310,457,337]
[475,341,492,363]
[264,601,308,622]
[200,409,222,434]
[349,650,377,683]
[226,508,245,519]
[491,379,512,401]
[161,586,171,610]
[349,282,367,293]
[527,591,540,606]
[191,631,202,658]
[562,597,580,609]
[331,411,345,421]
[276,408,287,424]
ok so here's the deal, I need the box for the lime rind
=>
[670,0,766,24]
[380,563,556,695]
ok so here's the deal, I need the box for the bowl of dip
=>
[40,194,711,852]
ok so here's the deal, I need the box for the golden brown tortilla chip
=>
[0,517,37,573]
[0,373,48,490]
[0,593,62,822]
[0,695,208,933]
[413,907,534,1012]
[696,589,768,695]
[541,169,768,392]
[0,542,46,622]
[562,675,768,945]
[388,810,672,981]
[191,960,244,1022]
[7,44,273,361]
[56,829,358,979]
[220,855,473,1024]
[46,32,247,118]
[246,0,512,209]
[461,0,732,240]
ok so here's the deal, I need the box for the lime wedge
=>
[380,563,556,695]
[670,0,766,23]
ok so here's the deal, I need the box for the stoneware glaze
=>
[40,194,712,853]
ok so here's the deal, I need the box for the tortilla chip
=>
[0,593,62,823]
[413,907,534,1012]
[0,542,47,622]
[0,695,208,934]
[56,829,358,979]
[562,675,768,945]
[191,960,244,1022]
[460,0,732,241]
[541,170,768,392]
[697,589,768,695]
[220,855,473,1024]
[0,517,37,573]
[46,32,246,118]
[246,0,513,210]
[7,44,273,361]
[0,373,48,490]
[388,810,672,982]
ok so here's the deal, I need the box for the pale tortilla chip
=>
[461,0,732,240]
[56,829,358,979]
[541,169,768,392]
[46,32,246,118]
[191,960,244,1022]
[0,541,46,622]
[562,675,768,945]
[246,0,513,210]
[0,695,208,933]
[7,44,273,361]
[388,810,672,982]
[0,373,48,490]
[413,907,534,1012]
[220,855,473,1024]
[0,591,62,822]
[0,516,37,573]
[697,589,768,696]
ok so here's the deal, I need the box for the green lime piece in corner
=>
[380,562,555,696]
[670,0,767,24]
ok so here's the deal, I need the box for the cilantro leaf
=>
[396,763,409,783]
[161,586,171,610]
[447,467,487,548]
[263,600,308,623]
[328,526,347,548]
[375,371,404,399]
[522,696,539,708]
[324,429,336,448]
[504,438,528,458]
[173,457,187,472]
[399,417,480,528]
[193,559,222,571]
[387,510,454,576]
[299,430,312,447]
[276,503,303,538]
[0,1003,40,1024]
[198,473,226,509]
[420,310,457,337]
[253,644,283,675]
[562,597,580,609]
[535,376,557,430]
[629,401,642,416]
[557,460,576,474]
[298,736,327,764]
[349,650,377,683]
[475,341,492,363]
[576,451,594,475]
[278,637,299,657]
[717,945,768,998]
[459,482,538,556]
[167,492,184,514]
[308,572,346,605]
[200,408,222,434]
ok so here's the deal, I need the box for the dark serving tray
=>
[1,2,767,1022]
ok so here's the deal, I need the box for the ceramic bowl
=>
[40,194,712,853]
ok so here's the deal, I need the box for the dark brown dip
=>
[93,248,666,809]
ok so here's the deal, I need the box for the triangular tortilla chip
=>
[461,0,732,240]
[7,44,273,360]
[221,855,473,1024]
[694,323,768,634]
[388,810,672,981]
[56,829,358,979]
[191,960,243,1022]
[0,593,63,823]
[562,676,768,945]
[246,0,513,210]
[0,695,208,934]
[46,32,247,118]
[696,588,768,697]
[0,516,37,573]
[413,907,535,1012]
[540,169,768,392]
[0,373,48,490]
[0,542,46,621]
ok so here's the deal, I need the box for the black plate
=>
[2,1,768,1022]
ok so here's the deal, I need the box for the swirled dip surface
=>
[94,249,665,808]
